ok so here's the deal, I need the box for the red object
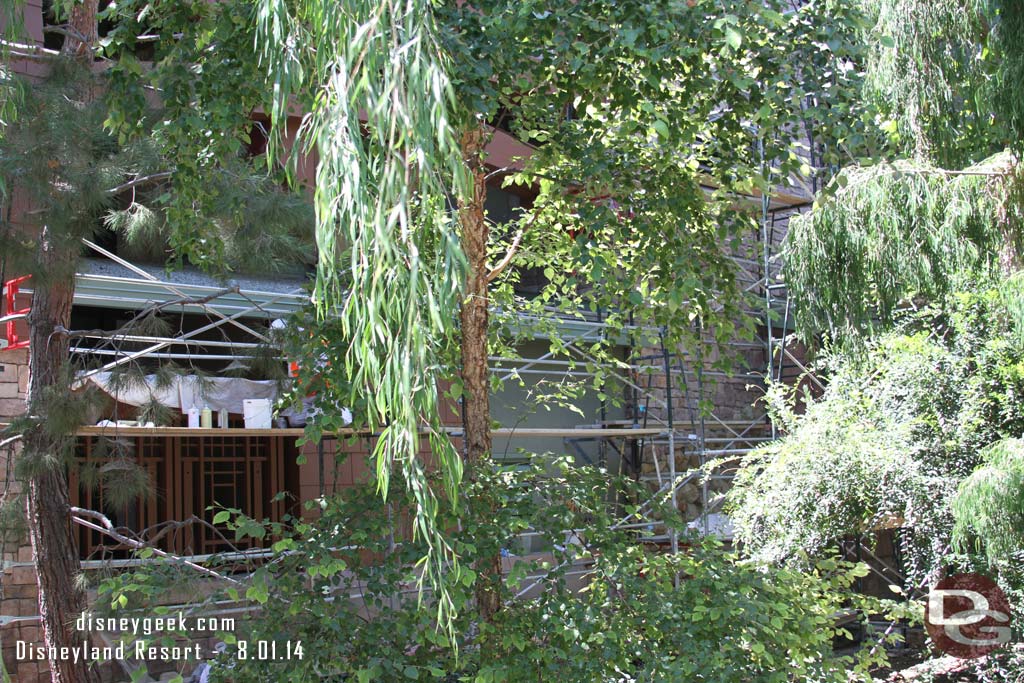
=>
[926,573,1011,659]
[3,276,31,351]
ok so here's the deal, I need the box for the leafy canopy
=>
[98,0,873,624]
[783,0,1024,345]
[97,458,900,683]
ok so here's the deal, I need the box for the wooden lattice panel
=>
[72,434,294,559]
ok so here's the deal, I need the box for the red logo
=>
[926,573,1011,659]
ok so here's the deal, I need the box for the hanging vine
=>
[254,0,471,624]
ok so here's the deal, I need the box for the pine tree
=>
[1,6,312,680]
[14,7,107,678]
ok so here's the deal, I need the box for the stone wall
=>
[0,348,50,683]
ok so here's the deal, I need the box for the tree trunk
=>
[459,128,490,467]
[61,0,99,59]
[458,127,503,621]
[23,228,99,683]
[18,6,103,683]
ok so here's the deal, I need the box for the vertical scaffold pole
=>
[695,319,709,537]
[759,138,777,441]
[660,330,678,555]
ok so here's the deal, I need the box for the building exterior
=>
[0,4,816,681]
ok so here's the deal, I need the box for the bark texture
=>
[24,229,99,683]
[458,127,503,621]
[459,127,491,467]
[20,5,103,681]
[61,0,100,59]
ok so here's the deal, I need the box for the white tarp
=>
[86,372,281,416]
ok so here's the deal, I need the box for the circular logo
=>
[925,573,1012,659]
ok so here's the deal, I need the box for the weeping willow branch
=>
[785,151,1023,342]
[862,0,999,167]
[952,438,1024,566]
[993,0,1024,154]
[256,0,470,628]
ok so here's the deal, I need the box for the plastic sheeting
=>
[85,372,281,416]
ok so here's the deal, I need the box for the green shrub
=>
[98,458,895,682]
[729,286,1024,589]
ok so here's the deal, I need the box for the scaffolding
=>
[3,187,822,566]
[0,187,824,668]
[487,191,819,549]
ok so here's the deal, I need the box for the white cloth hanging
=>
[86,372,280,415]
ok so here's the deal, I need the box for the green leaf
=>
[725,27,743,51]
[652,119,670,140]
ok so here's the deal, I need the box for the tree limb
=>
[51,285,242,345]
[486,227,525,284]
[70,507,244,585]
[484,166,580,188]
[486,206,546,283]
[106,171,174,196]
[42,24,92,45]
[0,39,61,60]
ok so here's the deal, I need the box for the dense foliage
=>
[102,0,874,602]
[440,0,870,352]
[785,153,1022,341]
[0,60,313,281]
[784,0,1024,346]
[0,59,313,574]
[953,438,1024,568]
[729,286,1024,590]
[861,0,1001,167]
[98,458,897,683]
[15,1,1022,680]
[160,0,873,611]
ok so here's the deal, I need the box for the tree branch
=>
[486,207,545,284]
[52,285,241,346]
[0,39,61,60]
[106,171,174,196]
[70,507,243,585]
[486,227,525,284]
[42,24,92,45]
[484,166,580,188]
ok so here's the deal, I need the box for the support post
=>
[660,330,678,555]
